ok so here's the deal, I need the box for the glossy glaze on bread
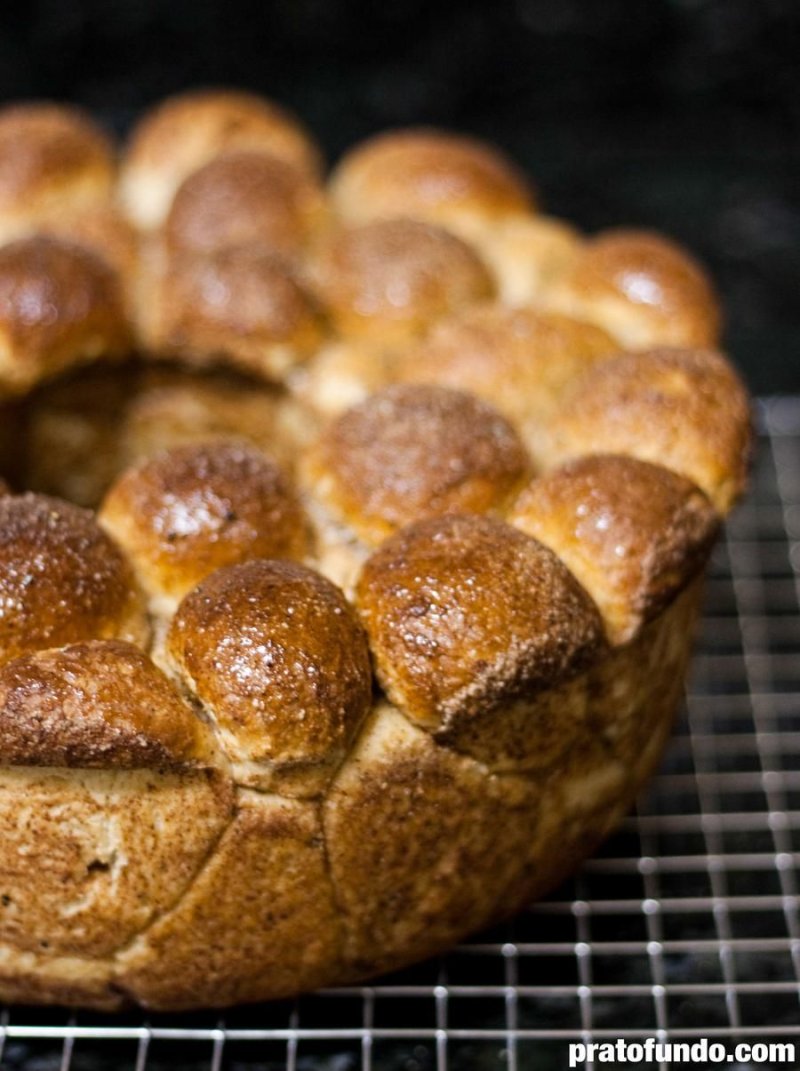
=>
[0,91,752,1011]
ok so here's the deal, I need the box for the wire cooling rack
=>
[1,396,798,1071]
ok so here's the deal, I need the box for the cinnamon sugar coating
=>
[356,513,603,731]
[541,347,752,513]
[164,150,325,260]
[304,384,530,544]
[0,236,129,396]
[0,639,213,769]
[509,455,720,644]
[120,89,321,229]
[168,559,372,794]
[0,493,147,664]
[99,441,309,608]
[310,218,494,346]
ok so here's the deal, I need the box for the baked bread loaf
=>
[0,90,752,1011]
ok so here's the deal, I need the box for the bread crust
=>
[304,384,530,545]
[540,347,753,513]
[119,89,321,229]
[168,560,372,795]
[164,150,326,260]
[99,441,310,609]
[150,246,323,381]
[0,493,147,663]
[310,218,494,346]
[0,103,115,243]
[330,128,534,238]
[0,236,130,396]
[544,228,721,349]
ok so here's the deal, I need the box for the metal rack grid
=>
[1,396,799,1071]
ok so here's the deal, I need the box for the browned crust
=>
[0,640,215,769]
[0,102,114,215]
[152,246,323,380]
[120,88,322,228]
[119,367,319,476]
[394,304,619,429]
[329,127,534,229]
[0,493,148,664]
[168,560,372,788]
[310,218,494,346]
[548,228,721,349]
[0,236,130,396]
[0,765,233,960]
[356,513,604,731]
[116,792,342,1010]
[164,150,326,260]
[100,442,310,605]
[509,455,720,644]
[541,347,753,514]
[305,384,530,544]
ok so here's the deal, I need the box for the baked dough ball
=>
[0,103,115,244]
[148,246,323,381]
[116,791,342,1009]
[0,493,147,664]
[164,150,326,261]
[0,236,130,396]
[541,348,752,514]
[120,368,318,475]
[356,513,603,768]
[479,215,584,305]
[99,441,309,612]
[304,383,529,546]
[167,559,372,795]
[119,89,321,230]
[394,304,619,458]
[330,128,534,242]
[543,229,721,349]
[310,218,494,347]
[509,455,720,644]
[0,639,214,769]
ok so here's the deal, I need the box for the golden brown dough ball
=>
[330,128,534,241]
[0,639,214,769]
[0,102,115,244]
[168,559,372,795]
[119,89,322,230]
[541,347,752,514]
[99,441,310,612]
[119,368,319,476]
[394,304,619,455]
[304,384,530,546]
[148,246,324,382]
[356,512,603,732]
[544,228,721,349]
[0,492,147,664]
[310,218,494,347]
[0,236,130,397]
[164,150,326,261]
[509,456,720,645]
[479,215,584,305]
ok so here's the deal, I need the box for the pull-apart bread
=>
[0,91,751,1009]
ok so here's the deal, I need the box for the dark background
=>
[0,0,798,393]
